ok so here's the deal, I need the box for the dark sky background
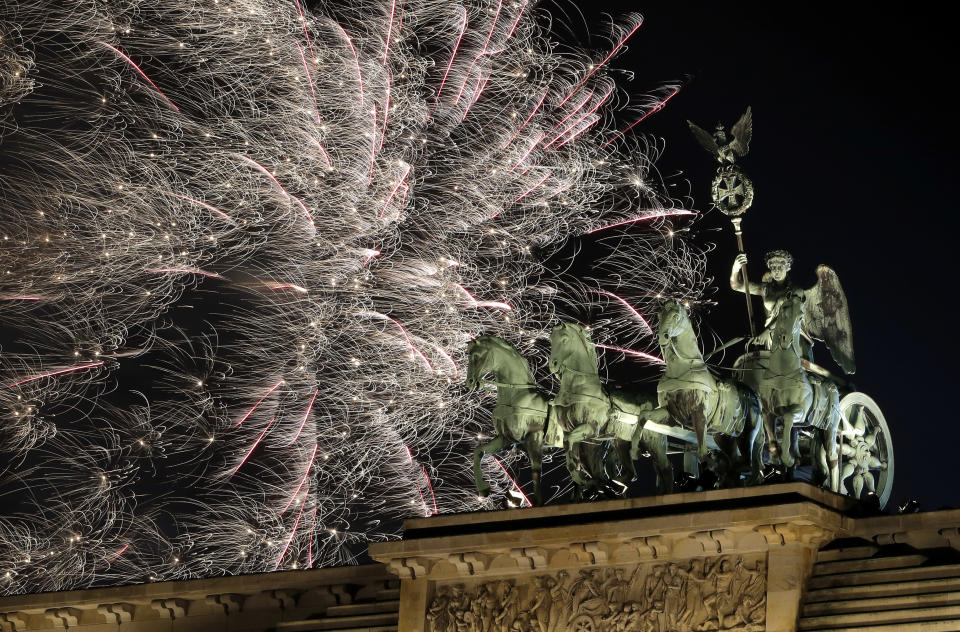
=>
[575,3,958,510]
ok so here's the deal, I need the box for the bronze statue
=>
[465,335,551,505]
[731,250,855,374]
[654,300,765,482]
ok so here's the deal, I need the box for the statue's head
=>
[764,250,793,282]
[713,123,727,144]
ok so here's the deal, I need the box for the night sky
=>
[577,3,958,510]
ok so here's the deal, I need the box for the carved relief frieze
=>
[425,555,766,632]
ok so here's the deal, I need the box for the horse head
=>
[657,300,690,341]
[549,321,597,376]
[465,336,492,390]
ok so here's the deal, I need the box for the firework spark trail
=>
[0,0,704,593]
[98,42,180,112]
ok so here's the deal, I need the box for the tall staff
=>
[688,107,756,336]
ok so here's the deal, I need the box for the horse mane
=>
[559,322,599,370]
[476,335,535,382]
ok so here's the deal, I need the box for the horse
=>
[465,335,555,506]
[746,292,840,490]
[655,300,764,484]
[548,322,672,498]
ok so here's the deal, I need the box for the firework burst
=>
[0,0,704,593]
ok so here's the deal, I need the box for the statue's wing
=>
[687,120,719,156]
[804,265,856,374]
[730,106,753,157]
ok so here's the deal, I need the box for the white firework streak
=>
[0,0,705,592]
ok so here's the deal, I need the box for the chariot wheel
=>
[835,392,894,508]
[569,614,597,632]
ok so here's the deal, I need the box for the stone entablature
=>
[370,483,960,632]
[0,564,394,632]
[3,484,959,632]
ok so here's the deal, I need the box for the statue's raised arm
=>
[804,265,856,374]
[730,253,763,297]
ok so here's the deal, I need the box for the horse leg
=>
[745,398,765,485]
[820,417,840,493]
[778,405,805,469]
[713,434,737,486]
[564,424,594,489]
[612,438,634,484]
[647,431,674,493]
[525,432,544,506]
[473,435,505,497]
[693,406,708,461]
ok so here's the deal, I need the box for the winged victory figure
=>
[731,249,855,374]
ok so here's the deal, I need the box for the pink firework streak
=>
[233,380,284,428]
[379,70,392,151]
[177,195,233,221]
[8,362,105,388]
[433,345,459,378]
[237,156,315,231]
[405,446,431,517]
[595,344,664,364]
[500,172,550,214]
[556,18,643,109]
[510,133,544,172]
[363,312,433,372]
[274,502,306,569]
[281,443,319,513]
[432,7,468,110]
[492,457,531,507]
[292,0,317,60]
[332,22,364,107]
[541,91,593,145]
[108,544,129,564]
[296,42,322,125]
[422,464,438,516]
[383,0,397,63]
[288,389,319,446]
[600,86,680,149]
[587,209,695,234]
[590,290,652,333]
[266,283,309,293]
[449,282,511,310]
[504,1,529,40]
[360,248,381,268]
[381,164,411,217]
[100,42,179,112]
[453,0,503,105]
[505,89,548,148]
[229,417,276,478]
[306,136,333,169]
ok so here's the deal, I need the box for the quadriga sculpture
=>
[548,322,672,499]
[655,300,764,484]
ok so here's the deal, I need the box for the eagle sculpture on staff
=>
[688,106,753,165]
